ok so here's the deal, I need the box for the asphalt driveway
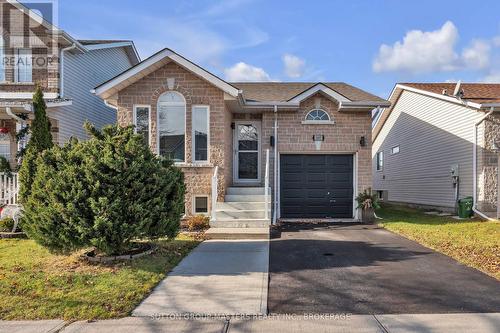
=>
[268,223,500,314]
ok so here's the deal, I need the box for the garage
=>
[280,154,354,218]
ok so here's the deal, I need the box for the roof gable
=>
[93,48,240,99]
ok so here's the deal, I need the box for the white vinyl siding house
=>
[373,89,486,209]
[54,47,135,143]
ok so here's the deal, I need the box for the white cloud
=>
[283,53,305,78]
[224,62,272,81]
[373,21,459,73]
[481,72,500,83]
[461,40,491,69]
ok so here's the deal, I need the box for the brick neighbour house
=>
[95,48,389,228]
[0,0,139,171]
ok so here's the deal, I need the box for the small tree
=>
[19,86,53,200]
[22,123,185,255]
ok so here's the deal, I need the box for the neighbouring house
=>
[93,48,389,234]
[0,0,140,169]
[372,82,500,219]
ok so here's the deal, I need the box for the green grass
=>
[378,205,500,280]
[0,234,200,320]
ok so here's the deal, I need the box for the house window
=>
[193,196,208,214]
[305,109,330,121]
[391,146,400,155]
[134,105,150,146]
[0,134,10,161]
[192,105,209,162]
[157,91,185,162]
[0,37,5,82]
[377,190,384,200]
[376,151,384,171]
[15,49,32,83]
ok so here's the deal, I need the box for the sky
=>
[55,0,500,98]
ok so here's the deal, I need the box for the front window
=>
[376,151,384,171]
[158,91,185,162]
[0,133,10,161]
[15,49,32,83]
[192,105,209,162]
[134,105,150,146]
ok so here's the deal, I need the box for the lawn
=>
[0,234,200,320]
[377,205,500,280]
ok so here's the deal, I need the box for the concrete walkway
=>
[132,239,269,316]
[3,313,500,332]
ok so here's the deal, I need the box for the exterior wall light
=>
[313,134,324,151]
[360,136,366,147]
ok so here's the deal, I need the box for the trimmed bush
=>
[22,123,185,255]
[0,217,14,232]
[186,215,210,231]
[0,156,11,174]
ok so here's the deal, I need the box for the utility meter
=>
[450,164,459,186]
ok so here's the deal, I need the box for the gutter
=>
[104,100,119,111]
[5,107,25,123]
[472,107,496,221]
[273,105,278,225]
[60,43,78,98]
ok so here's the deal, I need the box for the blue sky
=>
[57,0,500,98]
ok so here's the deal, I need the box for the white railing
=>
[0,172,19,205]
[264,149,270,220]
[211,166,218,222]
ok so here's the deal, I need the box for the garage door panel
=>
[280,154,353,218]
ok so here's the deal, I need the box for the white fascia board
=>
[168,53,240,97]
[94,49,240,98]
[46,100,73,108]
[243,101,300,110]
[397,84,483,109]
[339,101,391,109]
[0,92,58,99]
[288,84,351,103]
[93,49,174,97]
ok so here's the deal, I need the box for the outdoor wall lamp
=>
[360,136,366,147]
[313,134,324,151]
[492,138,500,153]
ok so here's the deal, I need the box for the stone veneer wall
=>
[261,93,373,218]
[116,62,230,215]
[479,114,500,216]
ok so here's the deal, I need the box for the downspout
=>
[473,107,495,221]
[273,105,278,225]
[59,44,77,98]
[104,100,119,111]
[5,107,25,123]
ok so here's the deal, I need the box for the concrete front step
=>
[216,201,270,210]
[211,219,270,228]
[226,187,269,195]
[205,227,270,239]
[216,209,267,219]
[225,194,266,202]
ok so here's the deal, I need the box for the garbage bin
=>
[457,197,474,218]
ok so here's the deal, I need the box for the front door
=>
[234,121,261,183]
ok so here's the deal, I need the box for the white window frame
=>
[15,48,33,83]
[391,145,400,155]
[376,151,384,171]
[192,104,210,163]
[133,104,151,146]
[302,108,335,125]
[192,195,209,215]
[0,136,10,161]
[157,91,186,163]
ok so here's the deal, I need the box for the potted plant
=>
[355,188,380,224]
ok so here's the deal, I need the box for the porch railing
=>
[264,149,270,220]
[0,173,19,205]
[211,166,218,222]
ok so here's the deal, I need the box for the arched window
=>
[305,109,330,121]
[157,91,186,162]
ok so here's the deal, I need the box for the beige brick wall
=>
[262,93,372,215]
[0,1,60,94]
[116,62,230,215]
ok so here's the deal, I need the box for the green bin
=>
[457,196,473,218]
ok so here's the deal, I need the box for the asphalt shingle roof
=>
[401,82,500,104]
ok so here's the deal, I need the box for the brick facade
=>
[478,114,500,215]
[116,62,231,215]
[0,1,60,94]
[114,64,373,218]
